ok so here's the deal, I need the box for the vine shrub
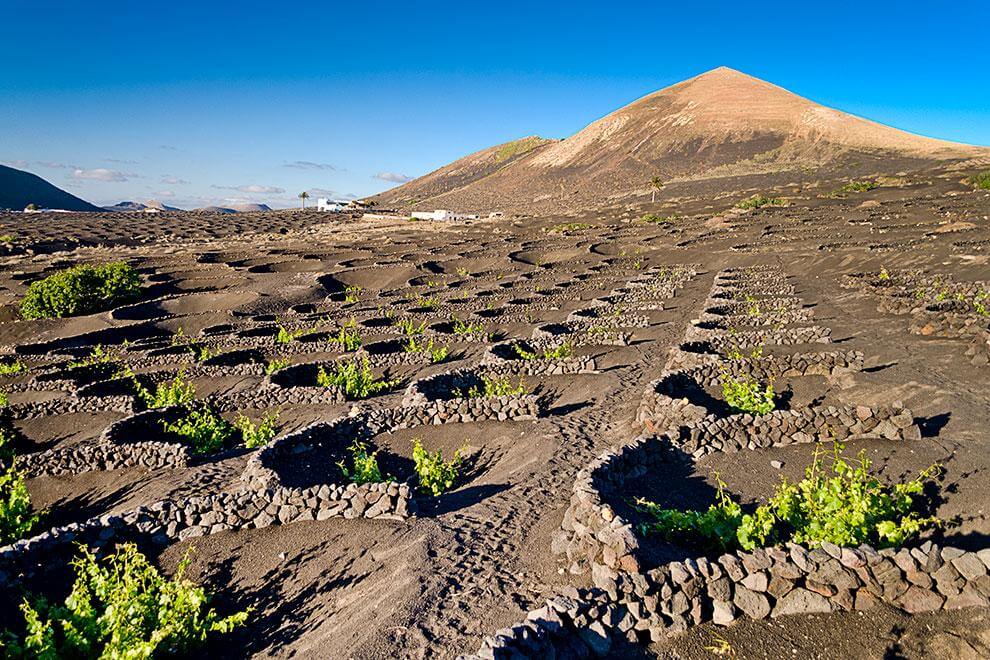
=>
[20,262,142,320]
[337,441,387,485]
[123,368,196,409]
[635,443,941,551]
[450,316,487,339]
[720,373,775,415]
[454,375,528,398]
[4,543,247,657]
[161,405,234,455]
[235,412,279,449]
[0,359,26,375]
[412,439,463,496]
[0,429,37,545]
[403,337,449,363]
[968,170,990,190]
[328,320,362,351]
[317,357,397,400]
[736,195,784,210]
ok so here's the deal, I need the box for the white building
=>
[410,209,478,221]
[317,198,347,212]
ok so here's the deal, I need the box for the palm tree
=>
[650,176,664,203]
[298,191,310,209]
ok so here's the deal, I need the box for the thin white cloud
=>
[151,190,176,198]
[211,184,285,194]
[161,175,189,185]
[284,160,338,171]
[374,171,412,183]
[37,161,72,169]
[71,168,135,182]
[307,187,337,197]
[2,159,29,169]
[106,158,139,165]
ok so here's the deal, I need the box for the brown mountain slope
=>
[378,136,556,209]
[372,67,987,213]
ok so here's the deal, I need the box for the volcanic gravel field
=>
[1,164,989,659]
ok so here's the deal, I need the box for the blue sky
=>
[1,1,987,209]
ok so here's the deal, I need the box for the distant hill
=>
[0,164,101,211]
[372,67,989,213]
[194,203,272,213]
[104,199,182,212]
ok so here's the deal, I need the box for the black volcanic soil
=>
[1,161,989,658]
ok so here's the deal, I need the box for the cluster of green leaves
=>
[412,439,463,496]
[161,405,234,455]
[635,476,742,552]
[403,337,449,363]
[840,180,879,193]
[328,320,362,351]
[337,441,387,484]
[736,195,784,210]
[20,262,142,320]
[276,323,306,344]
[343,285,362,303]
[0,424,38,546]
[546,222,591,235]
[720,373,775,415]
[234,411,279,449]
[129,369,196,409]
[455,375,528,399]
[67,344,119,370]
[265,358,290,375]
[0,359,27,376]
[316,357,398,400]
[968,170,990,190]
[450,316,486,339]
[415,295,439,310]
[397,318,427,336]
[4,543,247,657]
[640,213,681,225]
[512,341,572,360]
[0,389,8,407]
[635,443,942,551]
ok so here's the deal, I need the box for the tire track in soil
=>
[396,270,716,658]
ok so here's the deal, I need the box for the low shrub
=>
[513,341,572,360]
[736,195,784,210]
[720,373,775,415]
[412,439,463,496]
[161,405,234,455]
[635,443,941,551]
[20,262,142,320]
[455,375,527,398]
[451,316,486,339]
[640,213,681,224]
[0,452,37,546]
[328,323,362,351]
[234,411,279,449]
[67,344,119,370]
[403,337,449,363]
[0,389,8,407]
[841,180,879,193]
[337,440,388,484]
[276,323,305,344]
[968,170,990,190]
[546,222,591,235]
[4,543,247,657]
[397,318,427,336]
[265,358,289,375]
[343,285,362,303]
[316,357,398,400]
[0,359,26,375]
[129,370,196,409]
